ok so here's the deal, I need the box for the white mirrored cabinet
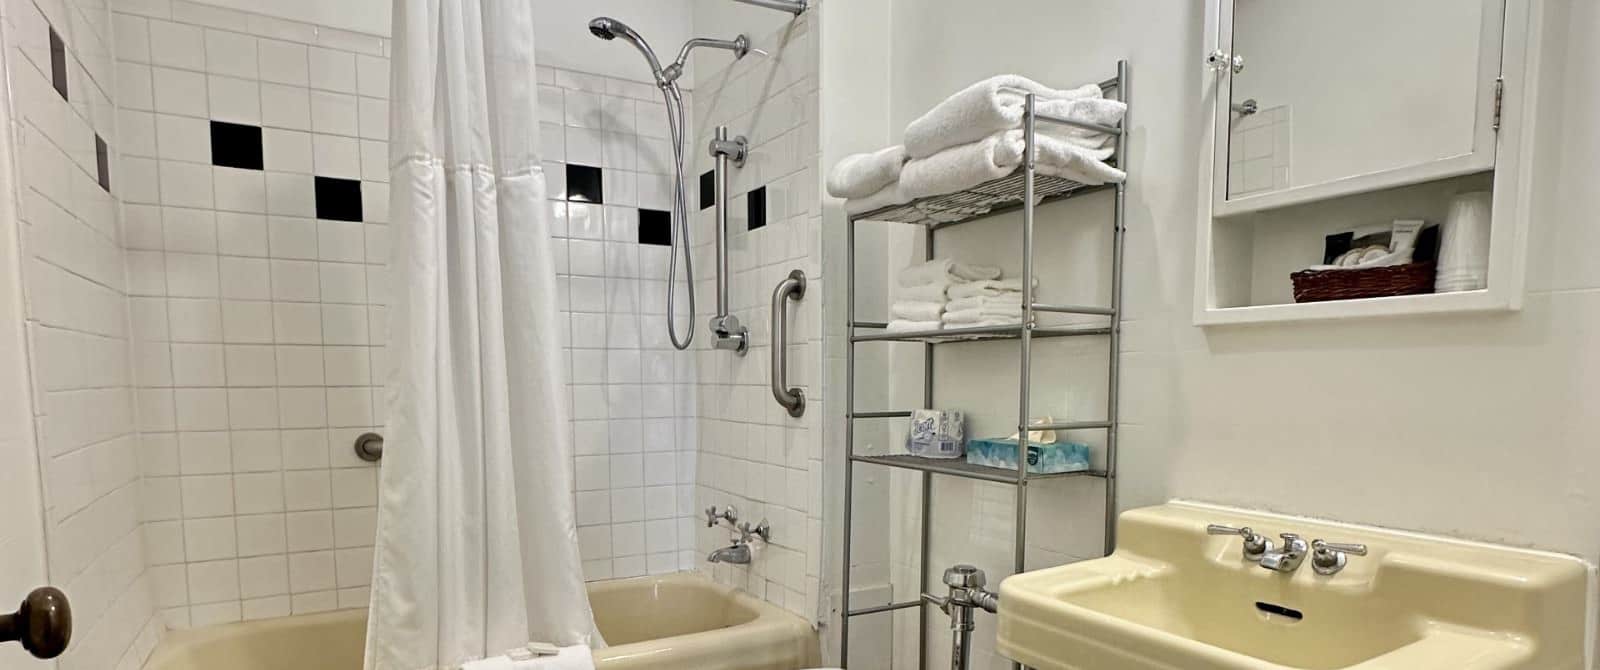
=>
[1194,0,1541,325]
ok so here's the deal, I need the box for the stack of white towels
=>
[888,259,1030,332]
[826,74,1127,216]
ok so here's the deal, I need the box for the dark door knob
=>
[0,587,70,659]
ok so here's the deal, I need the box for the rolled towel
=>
[898,258,1001,287]
[1035,97,1127,151]
[844,180,916,217]
[948,279,1029,300]
[891,300,945,322]
[895,282,949,303]
[903,75,1103,159]
[901,129,1126,200]
[947,295,1023,313]
[827,145,908,199]
[887,319,942,333]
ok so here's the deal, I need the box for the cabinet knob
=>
[0,587,71,659]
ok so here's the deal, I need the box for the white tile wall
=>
[689,13,823,619]
[536,65,704,581]
[4,0,165,665]
[112,0,389,629]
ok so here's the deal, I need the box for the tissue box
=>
[965,438,1089,474]
[905,409,965,459]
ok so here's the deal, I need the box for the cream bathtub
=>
[144,573,818,670]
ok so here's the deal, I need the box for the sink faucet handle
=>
[1310,539,1368,575]
[1207,524,1271,560]
[705,505,738,528]
[1278,533,1309,553]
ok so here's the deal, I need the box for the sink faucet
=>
[707,542,752,564]
[1258,533,1310,573]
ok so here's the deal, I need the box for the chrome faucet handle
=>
[704,505,738,528]
[737,519,771,543]
[1311,540,1368,576]
[1206,524,1272,560]
[1278,533,1309,554]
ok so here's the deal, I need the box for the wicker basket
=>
[1290,261,1436,303]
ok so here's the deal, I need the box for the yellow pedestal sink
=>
[997,502,1591,670]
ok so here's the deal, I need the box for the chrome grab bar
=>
[708,125,749,355]
[770,269,806,417]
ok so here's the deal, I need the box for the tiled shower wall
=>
[4,0,162,664]
[536,65,704,579]
[689,9,824,620]
[112,0,390,627]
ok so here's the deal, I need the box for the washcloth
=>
[898,258,1002,287]
[827,145,908,199]
[895,282,949,303]
[891,301,945,322]
[461,645,594,670]
[947,295,1022,313]
[903,75,1103,159]
[948,279,1030,300]
[844,180,916,217]
[901,129,1126,200]
[887,319,942,333]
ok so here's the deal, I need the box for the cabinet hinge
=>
[1492,77,1504,132]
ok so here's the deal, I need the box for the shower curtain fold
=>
[366,1,598,668]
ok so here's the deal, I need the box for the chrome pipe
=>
[1015,93,1037,579]
[770,269,806,417]
[840,209,857,667]
[709,126,748,354]
[732,0,807,15]
[1104,60,1130,555]
[920,225,935,670]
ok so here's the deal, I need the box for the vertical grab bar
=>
[770,269,806,417]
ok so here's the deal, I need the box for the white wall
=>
[185,0,389,38]
[534,0,694,85]
[817,0,1600,667]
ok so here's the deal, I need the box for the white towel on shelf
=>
[460,645,594,670]
[946,295,1023,314]
[901,129,1125,200]
[943,306,1022,324]
[897,258,1002,287]
[827,145,908,199]
[887,319,942,333]
[903,75,1103,159]
[891,301,945,321]
[1034,97,1128,151]
[844,180,916,217]
[895,282,949,303]
[948,279,1029,300]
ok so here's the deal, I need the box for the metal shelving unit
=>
[839,61,1128,669]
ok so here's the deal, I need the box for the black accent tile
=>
[746,186,767,231]
[639,209,672,246]
[314,177,363,222]
[566,164,603,203]
[48,27,66,101]
[209,121,263,170]
[94,135,109,192]
[699,170,714,210]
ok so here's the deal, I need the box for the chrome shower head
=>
[587,17,666,83]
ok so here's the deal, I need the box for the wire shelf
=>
[850,454,1107,484]
[849,173,1116,228]
[850,322,1111,344]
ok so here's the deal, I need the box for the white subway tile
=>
[257,39,309,86]
[204,29,257,78]
[208,74,261,124]
[307,47,356,93]
[148,20,204,70]
[261,83,311,130]
[151,66,207,116]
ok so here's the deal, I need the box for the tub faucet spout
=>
[707,543,752,564]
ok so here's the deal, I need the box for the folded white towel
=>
[943,306,1022,324]
[891,301,945,321]
[948,279,1029,300]
[903,75,1103,159]
[945,316,1022,329]
[844,180,916,217]
[887,319,942,333]
[898,258,1001,287]
[901,129,1126,200]
[461,645,594,670]
[827,145,908,199]
[946,295,1023,313]
[895,282,949,303]
[1034,97,1128,151]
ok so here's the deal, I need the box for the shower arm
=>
[660,36,750,84]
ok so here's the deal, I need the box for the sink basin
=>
[997,502,1590,670]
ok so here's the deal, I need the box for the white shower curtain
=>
[365,1,598,668]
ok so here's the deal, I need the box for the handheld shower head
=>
[587,17,666,83]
